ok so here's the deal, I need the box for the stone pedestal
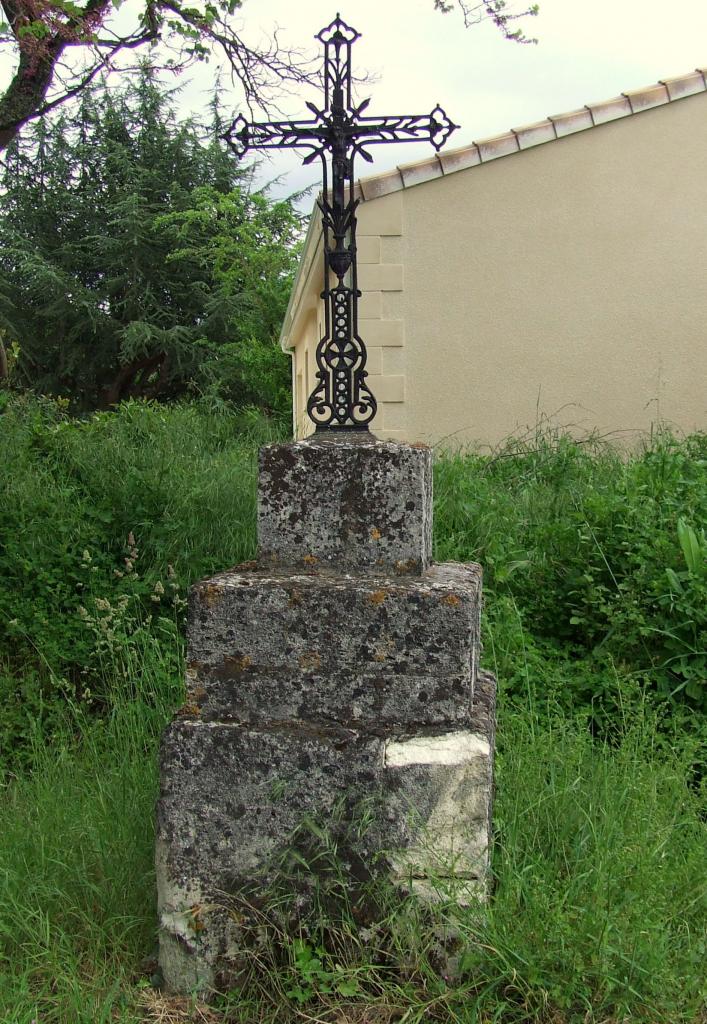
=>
[156,434,496,994]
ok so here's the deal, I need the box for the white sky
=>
[3,0,707,202]
[177,0,707,201]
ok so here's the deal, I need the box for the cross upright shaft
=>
[224,15,458,431]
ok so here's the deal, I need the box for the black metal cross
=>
[224,15,458,432]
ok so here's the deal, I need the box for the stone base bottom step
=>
[155,671,496,994]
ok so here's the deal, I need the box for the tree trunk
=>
[0,42,67,152]
[102,352,166,407]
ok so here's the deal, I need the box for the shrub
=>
[434,429,707,718]
[0,394,284,764]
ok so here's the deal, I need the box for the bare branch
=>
[1,0,536,153]
[435,0,539,43]
[1,0,21,30]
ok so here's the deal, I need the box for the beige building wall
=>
[283,82,707,447]
[401,90,707,448]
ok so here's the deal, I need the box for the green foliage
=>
[0,394,285,765]
[0,400,705,1020]
[284,939,361,1004]
[2,397,706,766]
[195,337,293,413]
[434,429,707,718]
[0,71,299,412]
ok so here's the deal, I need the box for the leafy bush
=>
[0,71,299,410]
[434,430,707,719]
[0,394,286,763]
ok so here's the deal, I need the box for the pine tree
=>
[0,68,300,411]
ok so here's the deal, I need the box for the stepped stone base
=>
[156,437,496,995]
[258,434,433,575]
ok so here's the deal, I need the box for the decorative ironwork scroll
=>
[224,15,458,431]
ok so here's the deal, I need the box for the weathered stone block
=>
[157,417,497,996]
[257,435,432,575]
[382,728,492,890]
[380,671,496,900]
[156,718,383,994]
[186,562,481,730]
[156,672,496,994]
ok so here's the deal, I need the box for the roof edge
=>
[354,67,707,202]
[279,206,322,351]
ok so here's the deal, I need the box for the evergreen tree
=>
[0,69,300,411]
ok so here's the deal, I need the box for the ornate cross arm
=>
[223,15,458,432]
[224,113,320,157]
[350,107,458,155]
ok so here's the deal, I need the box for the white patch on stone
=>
[160,908,198,946]
[384,730,489,766]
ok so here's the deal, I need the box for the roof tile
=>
[475,130,520,162]
[660,70,707,99]
[548,107,594,137]
[438,144,481,173]
[586,94,632,125]
[359,168,404,201]
[398,154,443,188]
[512,119,556,149]
[623,83,670,112]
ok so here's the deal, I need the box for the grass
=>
[1,395,705,1021]
[0,639,182,1024]
[1,665,704,1022]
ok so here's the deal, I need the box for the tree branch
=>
[1,0,21,31]
[102,351,165,407]
[0,19,160,145]
[435,0,539,42]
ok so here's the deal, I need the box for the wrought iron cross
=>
[224,15,458,431]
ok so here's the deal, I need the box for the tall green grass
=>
[0,647,181,1024]
[1,670,704,1022]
